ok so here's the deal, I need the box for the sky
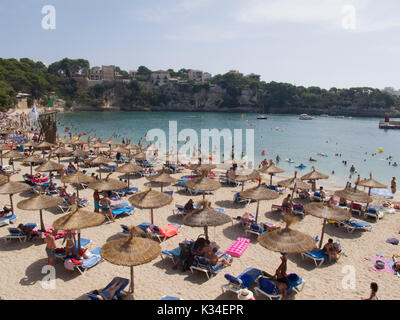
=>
[1,0,400,89]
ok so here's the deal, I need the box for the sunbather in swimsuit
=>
[94,277,127,300]
[62,231,76,257]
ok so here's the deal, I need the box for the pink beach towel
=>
[371,256,395,274]
[226,237,250,257]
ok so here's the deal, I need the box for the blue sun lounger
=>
[0,214,17,227]
[337,218,372,233]
[301,244,343,267]
[221,267,262,293]
[190,252,232,279]
[161,247,181,265]
[111,203,135,219]
[74,247,103,274]
[86,277,130,300]
[254,274,305,300]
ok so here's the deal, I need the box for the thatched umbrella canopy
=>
[113,146,130,154]
[183,200,231,240]
[3,150,25,171]
[0,174,9,186]
[71,149,89,158]
[301,166,329,191]
[216,159,245,170]
[304,202,351,248]
[189,163,216,172]
[146,169,177,192]
[358,173,387,195]
[22,141,38,149]
[61,172,95,198]
[258,216,316,254]
[35,160,65,182]
[240,185,279,223]
[17,194,64,231]
[91,143,108,152]
[53,205,105,250]
[51,146,71,163]
[258,164,285,185]
[90,155,113,179]
[334,188,372,204]
[18,154,46,175]
[0,177,31,214]
[114,162,143,188]
[100,231,161,293]
[185,170,221,199]
[227,168,260,191]
[277,171,311,199]
[35,141,56,150]
[128,187,172,224]
[133,152,147,161]
[87,173,127,192]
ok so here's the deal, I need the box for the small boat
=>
[286,159,295,164]
[318,153,328,157]
[257,115,268,120]
[335,116,345,119]
[320,114,329,117]
[295,164,307,169]
[299,114,313,120]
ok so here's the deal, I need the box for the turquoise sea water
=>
[57,111,400,187]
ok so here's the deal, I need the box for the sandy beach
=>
[0,153,400,301]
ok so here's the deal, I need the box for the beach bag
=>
[64,258,75,271]
[179,242,194,272]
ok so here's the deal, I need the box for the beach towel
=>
[370,188,394,199]
[226,238,250,257]
[158,224,179,238]
[386,238,399,245]
[371,256,395,274]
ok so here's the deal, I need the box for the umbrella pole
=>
[9,194,13,215]
[319,218,327,249]
[204,226,209,241]
[76,186,79,200]
[203,191,205,200]
[99,165,102,179]
[1,152,2,166]
[12,159,15,173]
[242,182,245,192]
[128,175,130,189]
[30,163,33,176]
[270,174,273,185]
[161,184,163,192]
[151,208,154,225]
[130,266,134,293]
[255,200,260,223]
[39,209,45,232]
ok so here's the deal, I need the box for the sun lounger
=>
[0,214,17,227]
[161,247,182,265]
[221,267,262,294]
[161,296,183,300]
[55,238,91,260]
[147,223,181,242]
[234,192,251,205]
[73,247,103,274]
[271,204,289,212]
[266,185,284,195]
[254,274,305,300]
[292,204,305,217]
[350,203,364,216]
[86,277,130,300]
[245,222,280,237]
[109,202,135,220]
[336,218,372,233]
[312,192,325,202]
[190,252,232,279]
[364,207,384,222]
[301,245,343,267]
[5,223,38,242]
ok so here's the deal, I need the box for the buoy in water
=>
[378,148,383,153]
[275,127,279,131]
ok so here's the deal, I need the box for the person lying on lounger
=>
[184,199,194,214]
[201,244,231,267]
[92,277,128,300]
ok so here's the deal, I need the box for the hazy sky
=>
[1,0,400,89]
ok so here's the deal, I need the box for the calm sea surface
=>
[57,111,400,187]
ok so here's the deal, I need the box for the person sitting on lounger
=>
[200,243,231,267]
[17,224,36,240]
[339,197,347,207]
[184,199,194,214]
[319,186,326,199]
[323,239,338,263]
[67,163,77,173]
[59,186,71,198]
[274,253,289,297]
[93,277,128,300]
[281,195,291,211]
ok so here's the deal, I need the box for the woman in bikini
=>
[62,230,76,257]
[100,196,115,222]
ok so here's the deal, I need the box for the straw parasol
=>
[358,173,387,195]
[128,187,172,225]
[258,164,285,185]
[51,146,71,161]
[133,152,147,161]
[301,166,329,191]
[0,176,31,214]
[52,205,105,250]
[70,149,89,168]
[227,168,260,191]
[3,150,24,172]
[146,169,177,192]
[113,146,130,154]
[87,173,127,192]
[100,230,161,293]
[258,215,316,254]
[0,174,8,186]
[90,155,112,179]
[114,162,142,188]
[185,170,221,200]
[36,141,56,149]
[20,154,46,175]
[35,160,65,182]
[240,185,279,223]
[304,202,351,248]
[189,163,216,172]
[334,188,372,204]
[61,171,95,198]
[183,200,231,240]
[17,194,64,231]
[277,171,311,198]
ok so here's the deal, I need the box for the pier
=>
[379,120,400,129]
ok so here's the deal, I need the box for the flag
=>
[29,104,39,122]
[47,96,54,108]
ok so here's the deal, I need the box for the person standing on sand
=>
[93,190,101,213]
[45,230,57,266]
[391,177,396,195]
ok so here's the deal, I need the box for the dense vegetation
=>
[0,57,398,113]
